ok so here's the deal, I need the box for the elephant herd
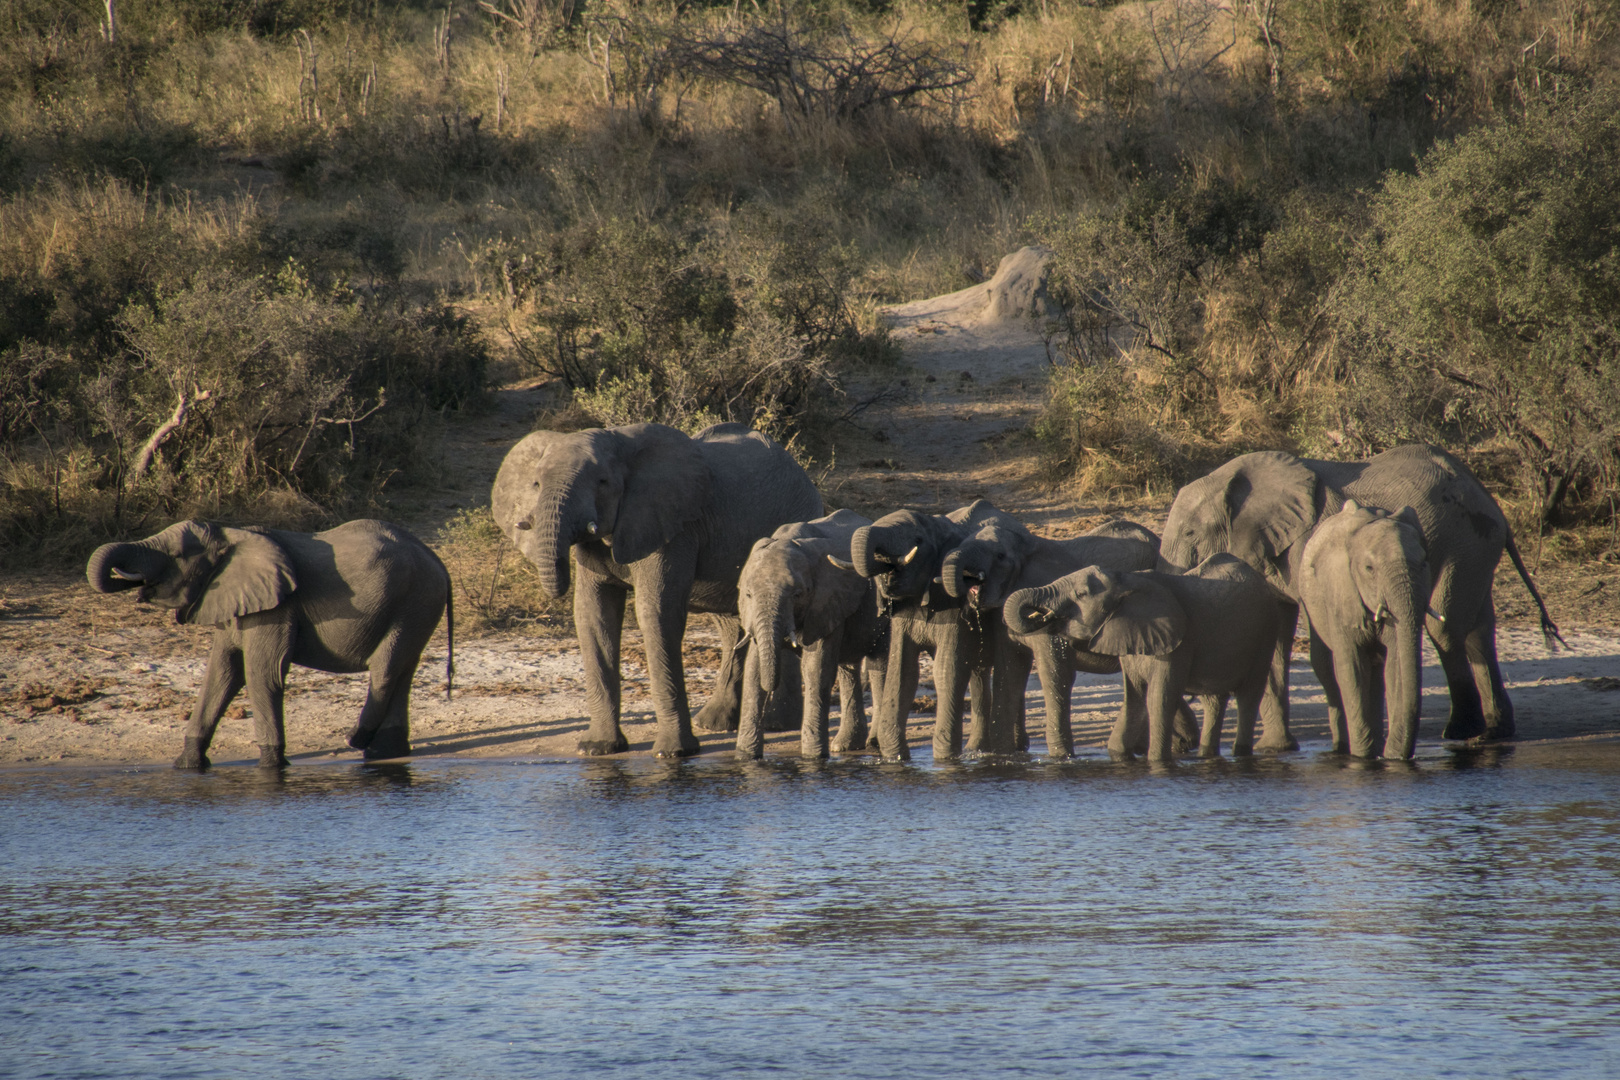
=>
[87,422,1561,769]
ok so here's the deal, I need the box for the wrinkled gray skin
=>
[87,519,450,769]
[848,500,1017,760]
[1299,502,1432,759]
[940,518,1201,758]
[1006,555,1280,761]
[735,510,890,759]
[1161,445,1560,749]
[492,422,822,758]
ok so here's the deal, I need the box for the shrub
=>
[1338,86,1620,526]
[492,215,892,444]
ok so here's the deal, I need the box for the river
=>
[3,740,1618,1078]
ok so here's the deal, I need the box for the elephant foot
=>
[578,733,630,756]
[1473,723,1516,744]
[363,740,411,762]
[1441,713,1486,741]
[1198,745,1220,759]
[173,737,210,771]
[1254,734,1299,753]
[1107,747,1135,763]
[653,732,703,759]
[691,696,739,733]
[257,745,290,769]
[1231,743,1255,758]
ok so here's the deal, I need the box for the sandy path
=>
[3,279,1617,766]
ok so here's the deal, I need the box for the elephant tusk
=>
[827,554,856,572]
[586,521,598,536]
[111,568,145,581]
[1426,606,1445,625]
[900,545,920,566]
[787,630,804,649]
[515,518,532,531]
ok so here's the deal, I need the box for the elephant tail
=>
[444,584,456,701]
[1504,528,1565,650]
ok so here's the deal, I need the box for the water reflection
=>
[2,741,1619,1079]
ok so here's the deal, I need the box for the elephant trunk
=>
[940,550,966,599]
[532,481,584,600]
[1382,567,1426,759]
[752,599,794,696]
[849,525,885,579]
[1004,584,1059,636]
[86,541,169,594]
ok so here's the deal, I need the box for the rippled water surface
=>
[4,741,1620,1079]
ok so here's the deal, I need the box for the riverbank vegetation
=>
[1,0,1616,562]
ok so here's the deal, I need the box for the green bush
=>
[0,180,486,556]
[1339,85,1620,525]
[493,215,892,444]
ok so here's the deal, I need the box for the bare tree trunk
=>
[103,0,117,44]
[128,388,211,487]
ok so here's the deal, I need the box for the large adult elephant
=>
[846,500,1018,760]
[491,422,822,758]
[1160,445,1560,748]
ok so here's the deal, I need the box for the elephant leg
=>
[177,635,245,770]
[875,633,919,762]
[763,648,804,733]
[799,642,839,759]
[633,556,701,759]
[1108,673,1145,761]
[736,647,769,760]
[1198,693,1228,758]
[693,614,742,733]
[933,633,969,760]
[1146,673,1184,762]
[1233,684,1265,764]
[861,654,887,751]
[242,619,294,769]
[1434,628,1486,741]
[1256,602,1301,752]
[1334,648,1380,759]
[354,656,420,763]
[830,661,867,754]
[1034,642,1075,760]
[1310,635,1350,754]
[1466,610,1515,741]
[575,575,629,755]
[986,638,1031,756]
[1172,699,1199,753]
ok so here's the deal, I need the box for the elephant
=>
[86,519,451,769]
[1160,445,1560,749]
[1299,501,1432,759]
[1005,555,1281,761]
[491,422,822,759]
[734,509,889,760]
[846,500,1019,760]
[938,518,1201,758]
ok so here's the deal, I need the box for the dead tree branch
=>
[128,387,211,487]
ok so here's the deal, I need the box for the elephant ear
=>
[1226,451,1320,567]
[189,528,297,626]
[611,424,713,565]
[1089,576,1186,656]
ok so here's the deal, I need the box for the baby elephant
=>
[1299,501,1431,759]
[87,519,452,769]
[1006,554,1279,761]
[736,510,888,759]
